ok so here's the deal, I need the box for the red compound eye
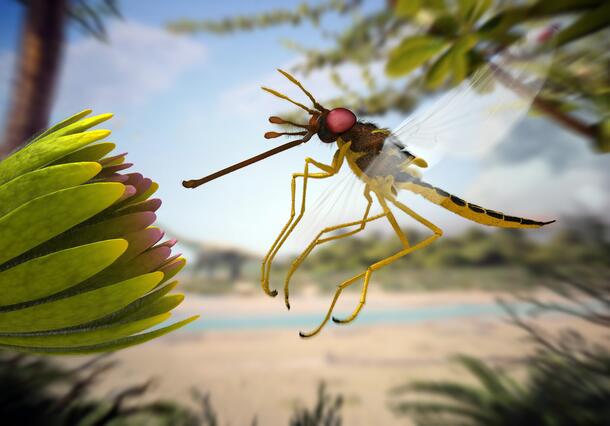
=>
[326,108,356,133]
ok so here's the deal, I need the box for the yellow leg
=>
[327,193,442,329]
[283,186,386,309]
[261,144,350,296]
[331,193,443,325]
[299,271,366,338]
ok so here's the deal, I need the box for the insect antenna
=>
[182,70,325,189]
[276,68,327,112]
[269,116,309,129]
[261,87,316,114]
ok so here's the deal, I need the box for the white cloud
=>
[467,158,608,217]
[55,20,206,114]
[465,121,610,221]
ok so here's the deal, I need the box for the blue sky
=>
[0,1,607,256]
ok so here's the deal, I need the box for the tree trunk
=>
[1,0,66,158]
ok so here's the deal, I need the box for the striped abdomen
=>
[396,176,555,229]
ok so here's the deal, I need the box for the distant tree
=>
[168,0,610,152]
[1,0,121,157]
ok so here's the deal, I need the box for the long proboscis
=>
[182,139,306,188]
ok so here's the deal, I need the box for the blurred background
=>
[0,0,609,425]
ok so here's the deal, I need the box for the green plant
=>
[168,0,610,150]
[0,109,197,354]
[390,266,610,425]
[290,382,343,426]
[390,354,610,426]
[0,352,206,425]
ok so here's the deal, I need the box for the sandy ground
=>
[62,290,608,426]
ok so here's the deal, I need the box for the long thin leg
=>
[283,186,387,309]
[261,143,351,296]
[331,193,443,325]
[299,271,366,338]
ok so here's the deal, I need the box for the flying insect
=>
[183,39,556,337]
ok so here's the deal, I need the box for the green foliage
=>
[300,216,610,276]
[167,0,361,34]
[391,265,610,425]
[390,354,610,425]
[386,35,448,77]
[0,352,206,425]
[169,0,610,149]
[66,0,122,41]
[1,352,342,426]
[0,110,197,354]
[290,382,343,426]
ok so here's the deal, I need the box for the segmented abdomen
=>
[395,174,554,229]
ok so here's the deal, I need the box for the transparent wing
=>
[367,27,556,178]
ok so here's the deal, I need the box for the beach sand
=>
[63,290,607,426]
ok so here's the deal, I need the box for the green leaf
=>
[453,355,509,396]
[423,0,446,11]
[9,315,199,355]
[30,109,93,142]
[0,271,164,333]
[429,14,459,37]
[387,35,447,78]
[0,182,125,265]
[120,294,185,323]
[395,0,421,18]
[0,313,170,348]
[81,281,179,327]
[45,211,157,254]
[34,113,113,142]
[450,49,468,85]
[0,162,102,218]
[50,142,116,166]
[554,1,610,47]
[425,35,476,89]
[0,239,128,306]
[425,49,453,89]
[0,130,111,186]
[458,0,492,24]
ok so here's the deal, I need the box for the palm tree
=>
[1,0,120,157]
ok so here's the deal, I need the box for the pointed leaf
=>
[0,313,170,348]
[0,130,111,185]
[50,142,116,166]
[0,183,125,265]
[0,239,127,306]
[120,294,185,323]
[44,211,157,254]
[387,36,447,77]
[0,162,102,217]
[79,281,179,327]
[0,271,164,333]
[36,113,113,142]
[30,109,93,142]
[8,316,198,354]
